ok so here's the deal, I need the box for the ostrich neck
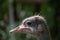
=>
[36,31,51,40]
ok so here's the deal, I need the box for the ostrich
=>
[10,15,51,40]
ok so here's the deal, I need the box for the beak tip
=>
[9,27,19,33]
[9,30,13,33]
[9,29,16,33]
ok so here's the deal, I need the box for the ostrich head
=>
[10,15,51,40]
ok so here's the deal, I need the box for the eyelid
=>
[27,21,31,23]
[24,21,30,25]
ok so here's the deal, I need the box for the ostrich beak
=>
[9,25,31,33]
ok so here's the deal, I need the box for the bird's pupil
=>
[27,22,32,26]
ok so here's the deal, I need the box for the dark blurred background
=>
[0,0,60,40]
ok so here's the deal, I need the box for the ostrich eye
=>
[27,22,32,26]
